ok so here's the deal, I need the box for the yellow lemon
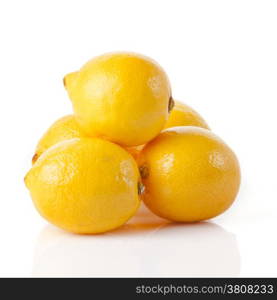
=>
[164,100,209,130]
[138,126,240,222]
[25,138,141,234]
[65,52,172,146]
[32,115,84,164]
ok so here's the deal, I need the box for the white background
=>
[0,0,276,277]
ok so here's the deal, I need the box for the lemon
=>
[138,126,240,222]
[65,52,172,146]
[25,138,141,234]
[164,100,209,129]
[32,115,84,164]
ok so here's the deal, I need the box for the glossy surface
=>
[138,127,241,222]
[25,138,141,234]
[164,100,210,129]
[32,204,241,277]
[33,114,140,162]
[32,115,84,163]
[123,102,210,160]
[66,52,171,146]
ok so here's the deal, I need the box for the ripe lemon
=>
[32,115,84,164]
[138,126,240,222]
[25,138,141,234]
[64,52,172,146]
[164,100,209,130]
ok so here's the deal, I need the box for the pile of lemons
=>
[25,52,240,234]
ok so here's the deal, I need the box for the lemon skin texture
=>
[125,145,144,162]
[32,114,141,163]
[164,101,210,130]
[32,115,85,164]
[138,126,240,222]
[65,52,172,147]
[124,101,209,160]
[25,138,141,234]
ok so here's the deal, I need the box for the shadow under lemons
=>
[108,203,169,235]
[32,204,240,277]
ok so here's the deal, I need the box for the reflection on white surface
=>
[33,205,240,277]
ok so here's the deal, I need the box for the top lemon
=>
[64,52,172,146]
